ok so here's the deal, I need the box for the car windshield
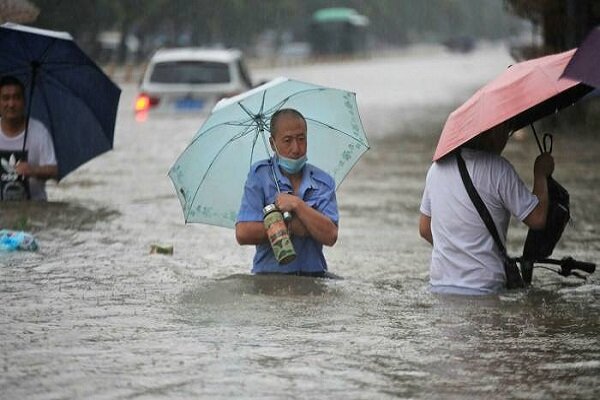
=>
[150,61,231,84]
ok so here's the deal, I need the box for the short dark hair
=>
[269,108,306,137]
[463,121,512,151]
[0,75,25,95]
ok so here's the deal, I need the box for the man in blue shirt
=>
[236,108,339,276]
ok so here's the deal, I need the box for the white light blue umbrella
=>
[168,77,370,228]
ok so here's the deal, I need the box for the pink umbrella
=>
[433,49,592,161]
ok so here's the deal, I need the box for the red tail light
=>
[135,93,159,112]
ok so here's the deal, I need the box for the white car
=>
[135,47,253,114]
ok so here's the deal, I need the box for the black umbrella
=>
[0,22,121,179]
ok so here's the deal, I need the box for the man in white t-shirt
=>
[419,123,554,294]
[0,75,57,200]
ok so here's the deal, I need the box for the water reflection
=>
[181,274,339,303]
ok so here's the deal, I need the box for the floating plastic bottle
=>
[0,229,38,251]
[149,244,174,255]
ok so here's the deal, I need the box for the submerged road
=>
[2,43,599,399]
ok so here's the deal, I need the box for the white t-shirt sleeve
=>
[36,124,57,166]
[420,165,432,216]
[497,160,538,222]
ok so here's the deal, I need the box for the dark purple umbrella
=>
[562,26,600,88]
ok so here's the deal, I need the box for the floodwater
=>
[2,43,599,399]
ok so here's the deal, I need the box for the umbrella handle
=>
[22,62,40,154]
[530,124,544,154]
[530,124,552,154]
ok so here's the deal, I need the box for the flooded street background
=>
[2,44,599,399]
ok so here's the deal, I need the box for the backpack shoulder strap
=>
[455,149,508,259]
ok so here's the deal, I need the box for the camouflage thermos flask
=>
[263,204,296,264]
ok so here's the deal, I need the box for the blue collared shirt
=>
[236,158,339,274]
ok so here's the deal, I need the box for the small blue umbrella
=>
[169,77,370,228]
[0,22,121,179]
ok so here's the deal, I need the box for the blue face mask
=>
[277,154,307,175]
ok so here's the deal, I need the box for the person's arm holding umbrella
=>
[236,195,338,247]
[235,204,316,245]
[14,120,58,201]
[15,115,58,182]
[468,127,555,231]
[15,161,57,181]
[276,191,338,247]
[235,178,338,247]
[471,125,555,230]
[523,152,554,230]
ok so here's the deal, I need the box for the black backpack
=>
[522,176,570,261]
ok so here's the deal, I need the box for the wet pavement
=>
[1,43,599,399]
